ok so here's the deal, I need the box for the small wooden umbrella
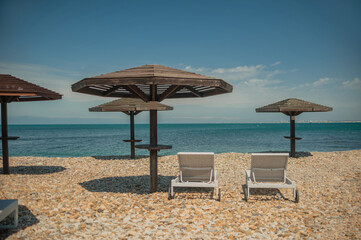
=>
[0,74,62,174]
[89,98,173,159]
[72,64,233,192]
[256,98,333,157]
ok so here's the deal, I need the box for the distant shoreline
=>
[7,121,361,126]
[6,149,361,158]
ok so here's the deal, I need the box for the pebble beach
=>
[0,150,360,239]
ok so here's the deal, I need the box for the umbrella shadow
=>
[91,155,149,161]
[293,151,313,158]
[79,175,174,195]
[242,184,295,202]
[0,166,66,175]
[258,151,313,158]
[0,205,39,239]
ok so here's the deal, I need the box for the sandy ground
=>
[0,150,360,239]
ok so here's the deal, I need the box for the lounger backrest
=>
[177,152,214,182]
[251,153,289,182]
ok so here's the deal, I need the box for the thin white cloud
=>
[297,77,334,88]
[244,78,282,87]
[211,64,265,74]
[313,77,333,86]
[270,61,281,66]
[342,78,361,88]
[184,66,206,73]
[184,63,284,84]
[0,61,81,77]
[266,69,286,78]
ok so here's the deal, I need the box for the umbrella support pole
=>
[290,116,296,157]
[130,111,135,159]
[149,109,158,192]
[1,102,9,174]
[149,149,158,193]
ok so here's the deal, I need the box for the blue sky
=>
[0,0,360,124]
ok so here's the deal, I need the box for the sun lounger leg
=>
[0,210,18,229]
[13,207,18,228]
[295,188,299,203]
[0,200,18,229]
[215,187,221,201]
[168,184,174,200]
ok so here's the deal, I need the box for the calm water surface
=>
[3,123,361,157]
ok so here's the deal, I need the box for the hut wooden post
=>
[149,85,158,193]
[290,115,296,158]
[1,101,9,174]
[149,110,158,192]
[130,111,136,159]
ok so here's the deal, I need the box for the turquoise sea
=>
[3,123,361,157]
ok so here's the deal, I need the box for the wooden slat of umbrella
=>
[72,64,233,192]
[0,74,62,174]
[0,74,62,102]
[72,64,232,99]
[256,98,333,157]
[89,98,173,159]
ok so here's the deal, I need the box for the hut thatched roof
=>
[72,64,232,101]
[256,98,333,115]
[0,74,62,102]
[89,98,173,112]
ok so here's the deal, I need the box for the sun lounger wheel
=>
[295,189,299,203]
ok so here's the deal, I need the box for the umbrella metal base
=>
[123,139,142,143]
[135,144,172,151]
[0,137,19,140]
[284,136,302,140]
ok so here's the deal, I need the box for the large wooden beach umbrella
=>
[256,98,332,157]
[72,64,233,192]
[89,98,173,159]
[0,74,62,174]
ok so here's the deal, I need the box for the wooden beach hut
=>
[256,98,333,157]
[72,64,233,192]
[0,74,62,174]
[89,98,173,159]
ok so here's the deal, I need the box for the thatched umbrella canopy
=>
[0,74,62,174]
[89,98,173,159]
[256,98,333,157]
[72,64,233,192]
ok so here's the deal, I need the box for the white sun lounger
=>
[245,153,299,202]
[169,152,220,201]
[0,199,18,229]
